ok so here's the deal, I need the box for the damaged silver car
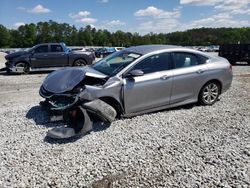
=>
[39,45,233,139]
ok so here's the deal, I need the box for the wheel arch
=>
[73,58,87,66]
[15,60,30,67]
[98,96,124,117]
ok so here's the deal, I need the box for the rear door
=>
[123,52,173,114]
[47,44,68,67]
[30,45,49,68]
[170,52,209,104]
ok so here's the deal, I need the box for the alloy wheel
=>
[202,83,219,104]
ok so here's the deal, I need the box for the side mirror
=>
[124,69,144,78]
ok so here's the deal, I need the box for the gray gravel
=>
[0,66,249,187]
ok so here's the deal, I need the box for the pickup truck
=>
[5,43,95,74]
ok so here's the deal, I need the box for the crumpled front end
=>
[39,67,119,139]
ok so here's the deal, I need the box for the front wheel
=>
[199,82,220,105]
[16,62,30,74]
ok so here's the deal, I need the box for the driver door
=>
[30,45,50,68]
[123,52,173,114]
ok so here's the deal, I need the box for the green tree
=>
[0,24,10,47]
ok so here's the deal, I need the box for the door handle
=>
[160,75,170,80]
[43,54,48,57]
[196,69,204,74]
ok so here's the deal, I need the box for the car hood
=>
[42,67,107,94]
[5,51,29,60]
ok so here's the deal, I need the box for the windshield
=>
[27,45,37,52]
[92,50,141,76]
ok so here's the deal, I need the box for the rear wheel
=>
[199,82,220,105]
[73,59,86,66]
[16,62,30,74]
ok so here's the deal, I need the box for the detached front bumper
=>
[41,95,116,124]
[40,83,117,139]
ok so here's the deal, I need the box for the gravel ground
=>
[0,65,249,187]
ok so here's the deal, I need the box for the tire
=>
[82,99,117,123]
[47,107,93,139]
[15,62,30,74]
[199,82,220,105]
[73,59,87,66]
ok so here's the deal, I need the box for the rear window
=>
[172,52,207,68]
[51,45,63,52]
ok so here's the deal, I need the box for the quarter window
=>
[172,52,207,68]
[132,53,171,74]
[34,45,49,53]
[51,45,63,52]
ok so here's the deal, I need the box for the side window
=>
[51,45,63,52]
[132,53,171,74]
[34,45,49,53]
[197,54,209,64]
[172,52,206,68]
[35,45,49,53]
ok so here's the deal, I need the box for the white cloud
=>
[16,6,26,11]
[133,4,250,34]
[180,0,250,15]
[134,6,181,33]
[14,22,25,28]
[180,13,250,30]
[137,19,179,34]
[215,0,249,10]
[106,20,125,26]
[69,11,91,18]
[231,8,250,15]
[99,0,109,3]
[69,10,97,24]
[76,18,97,24]
[180,0,223,6]
[28,4,51,14]
[134,6,180,19]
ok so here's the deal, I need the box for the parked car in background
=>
[114,47,125,51]
[219,44,250,65]
[39,45,233,138]
[95,47,116,58]
[5,43,95,74]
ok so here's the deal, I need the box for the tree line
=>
[0,20,250,48]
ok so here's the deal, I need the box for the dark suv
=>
[5,43,95,74]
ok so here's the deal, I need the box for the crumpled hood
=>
[5,51,29,60]
[42,67,107,93]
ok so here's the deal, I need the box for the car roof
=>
[125,45,184,55]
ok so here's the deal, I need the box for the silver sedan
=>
[40,45,233,138]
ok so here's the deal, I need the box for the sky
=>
[0,0,249,34]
